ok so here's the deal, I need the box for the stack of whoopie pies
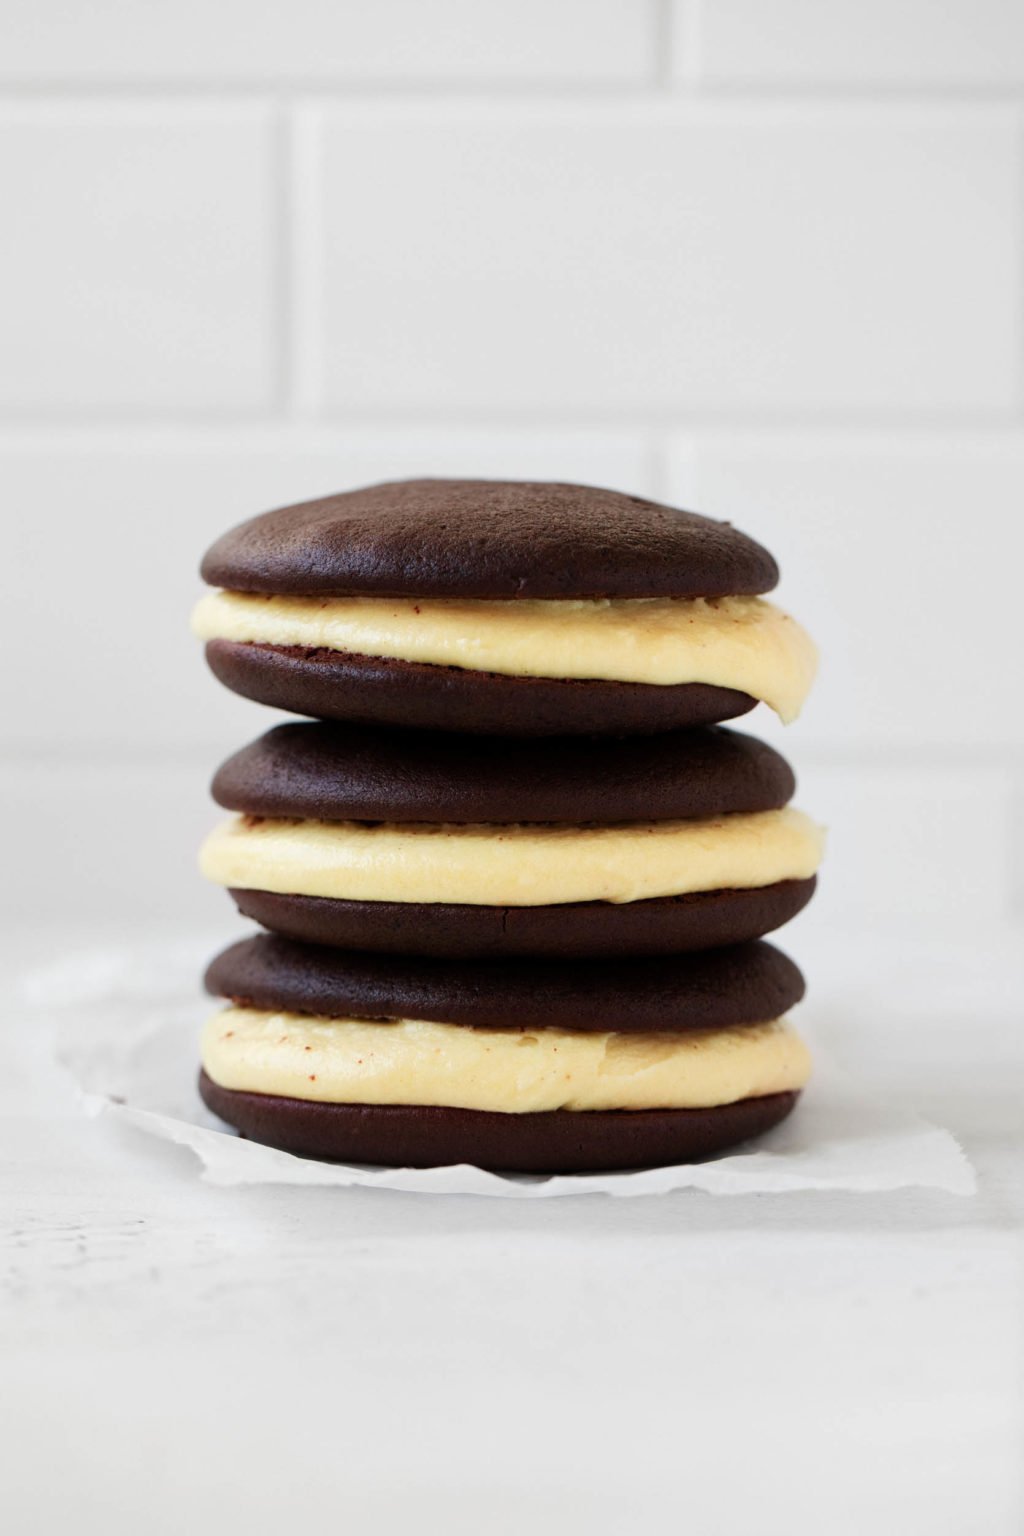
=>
[193,480,823,1173]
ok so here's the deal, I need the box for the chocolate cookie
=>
[198,1072,800,1172]
[205,933,805,1034]
[212,721,796,825]
[229,879,817,958]
[204,641,757,736]
[197,478,786,733]
[201,479,778,600]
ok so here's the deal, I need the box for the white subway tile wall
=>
[678,1,1024,89]
[0,107,278,414]
[315,104,1020,417]
[3,2,1022,935]
[665,436,1024,753]
[0,2,658,85]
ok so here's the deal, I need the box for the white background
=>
[2,5,1022,1532]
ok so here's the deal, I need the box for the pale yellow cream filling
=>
[199,808,823,907]
[201,1008,811,1113]
[191,591,817,722]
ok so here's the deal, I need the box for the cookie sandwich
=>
[199,722,823,957]
[199,933,811,1172]
[192,479,817,736]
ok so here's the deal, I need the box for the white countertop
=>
[3,923,1022,1536]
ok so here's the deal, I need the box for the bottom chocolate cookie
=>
[230,877,817,958]
[199,1071,799,1173]
[205,639,757,736]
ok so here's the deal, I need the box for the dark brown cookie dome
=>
[228,880,817,959]
[211,721,796,825]
[205,933,805,1035]
[200,479,779,600]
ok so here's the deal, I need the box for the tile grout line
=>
[283,102,323,419]
[272,100,294,418]
[1017,107,1024,422]
[672,0,703,92]
[3,410,1024,434]
[652,0,674,92]
[1,81,1024,104]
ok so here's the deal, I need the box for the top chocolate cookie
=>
[201,479,778,600]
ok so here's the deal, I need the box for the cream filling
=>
[192,591,817,722]
[199,807,823,907]
[201,1008,811,1113]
